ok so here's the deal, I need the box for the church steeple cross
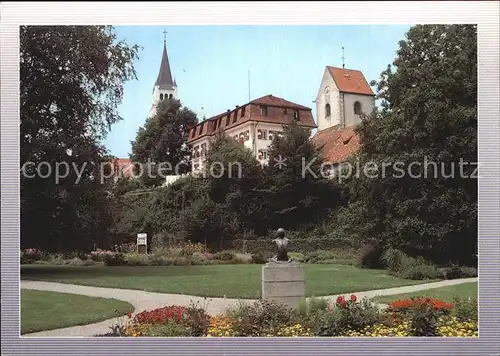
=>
[163,29,168,44]
[341,46,346,69]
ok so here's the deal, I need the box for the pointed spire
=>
[155,31,175,90]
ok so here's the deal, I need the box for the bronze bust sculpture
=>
[272,228,291,262]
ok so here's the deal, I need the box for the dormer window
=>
[293,110,299,120]
[354,101,362,115]
[260,105,268,116]
[241,106,246,117]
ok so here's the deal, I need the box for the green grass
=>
[373,282,478,304]
[21,264,435,299]
[21,289,134,334]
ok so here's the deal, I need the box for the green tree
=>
[344,24,477,265]
[130,99,198,187]
[262,122,341,231]
[20,25,139,252]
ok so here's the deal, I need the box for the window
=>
[257,129,267,140]
[260,105,268,116]
[325,103,331,117]
[293,110,299,120]
[169,94,173,99]
[233,111,237,123]
[244,131,250,141]
[233,112,238,123]
[160,93,164,100]
[258,150,268,160]
[199,122,204,135]
[241,106,246,117]
[226,115,230,126]
[201,143,207,157]
[354,101,362,115]
[268,130,274,141]
[284,108,288,114]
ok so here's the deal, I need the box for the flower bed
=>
[106,295,477,338]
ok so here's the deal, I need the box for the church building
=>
[149,34,178,118]
[312,66,375,168]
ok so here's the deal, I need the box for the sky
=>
[104,25,411,158]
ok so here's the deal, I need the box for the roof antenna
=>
[341,46,345,69]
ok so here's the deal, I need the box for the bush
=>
[21,248,43,264]
[399,258,438,280]
[452,296,477,322]
[225,300,298,336]
[149,255,173,266]
[358,242,384,269]
[141,320,188,337]
[213,251,235,261]
[66,257,84,266]
[90,249,116,262]
[381,248,408,273]
[459,266,478,278]
[104,252,126,266]
[125,253,150,266]
[234,253,252,264]
[438,265,477,279]
[288,252,305,262]
[297,297,328,316]
[82,258,97,266]
[409,300,441,336]
[251,251,270,264]
[182,301,211,337]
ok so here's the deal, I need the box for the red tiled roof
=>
[187,95,316,144]
[312,125,360,164]
[327,66,374,96]
[250,95,311,110]
[110,158,134,178]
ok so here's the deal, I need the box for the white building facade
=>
[315,66,375,132]
[188,95,317,173]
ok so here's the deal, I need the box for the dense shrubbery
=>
[106,294,477,338]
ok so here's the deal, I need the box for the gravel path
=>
[21,277,477,337]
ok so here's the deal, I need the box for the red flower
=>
[127,312,132,319]
[350,294,357,302]
[336,296,345,305]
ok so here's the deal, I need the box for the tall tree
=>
[130,99,198,187]
[20,25,139,251]
[262,122,341,231]
[345,24,477,265]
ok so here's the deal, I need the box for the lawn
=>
[372,282,478,304]
[21,289,134,334]
[21,264,434,299]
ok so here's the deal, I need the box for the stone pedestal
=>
[261,262,305,309]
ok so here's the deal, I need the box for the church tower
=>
[149,31,178,117]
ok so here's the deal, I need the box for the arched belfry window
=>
[169,94,173,99]
[354,101,362,115]
[160,93,164,100]
[325,103,331,118]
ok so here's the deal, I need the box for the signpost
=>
[137,233,148,254]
